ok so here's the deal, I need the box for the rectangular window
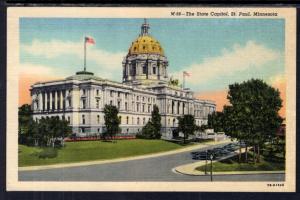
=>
[143,65,147,74]
[125,102,128,111]
[96,90,99,95]
[82,99,86,109]
[117,101,120,109]
[83,89,86,95]
[82,115,85,124]
[110,90,113,97]
[97,115,100,124]
[153,67,156,74]
[118,91,121,97]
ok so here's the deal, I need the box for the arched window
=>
[97,115,100,124]
[126,116,129,124]
[143,118,145,125]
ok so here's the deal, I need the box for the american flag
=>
[85,36,95,44]
[183,71,191,76]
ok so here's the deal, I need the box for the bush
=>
[141,122,157,139]
[38,148,58,159]
[135,133,146,139]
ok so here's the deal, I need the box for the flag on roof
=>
[183,71,191,76]
[85,36,95,44]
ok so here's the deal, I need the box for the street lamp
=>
[210,153,213,182]
[205,150,208,175]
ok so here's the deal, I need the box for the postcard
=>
[7,7,296,192]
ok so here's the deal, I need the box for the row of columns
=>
[167,100,188,115]
[123,60,168,81]
[36,90,70,111]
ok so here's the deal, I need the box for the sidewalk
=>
[174,149,285,176]
[19,139,231,172]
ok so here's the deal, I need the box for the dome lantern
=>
[140,18,150,36]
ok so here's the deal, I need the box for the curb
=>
[174,169,285,176]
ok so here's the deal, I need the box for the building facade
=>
[30,20,216,138]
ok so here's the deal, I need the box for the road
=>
[19,143,285,182]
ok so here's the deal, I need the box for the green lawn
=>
[196,152,285,172]
[19,139,190,167]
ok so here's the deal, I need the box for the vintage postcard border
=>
[7,7,296,192]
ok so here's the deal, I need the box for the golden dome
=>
[128,35,164,56]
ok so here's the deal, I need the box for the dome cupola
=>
[122,19,169,85]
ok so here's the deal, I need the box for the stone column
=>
[54,91,58,110]
[178,101,181,115]
[49,91,53,110]
[60,90,63,110]
[39,92,43,111]
[148,62,151,77]
[45,92,48,111]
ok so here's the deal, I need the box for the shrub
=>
[38,148,58,159]
[141,122,156,139]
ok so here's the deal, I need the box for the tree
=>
[19,103,71,147]
[225,79,283,163]
[141,121,156,139]
[140,104,162,139]
[177,114,196,144]
[151,105,162,139]
[34,116,72,147]
[18,104,32,144]
[207,111,224,132]
[103,104,121,140]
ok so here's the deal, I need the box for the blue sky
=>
[20,18,285,92]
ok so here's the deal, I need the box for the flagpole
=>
[183,72,185,89]
[84,37,86,72]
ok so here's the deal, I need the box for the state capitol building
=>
[30,20,216,138]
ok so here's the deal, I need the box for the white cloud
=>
[172,41,282,86]
[21,39,126,80]
[19,63,58,76]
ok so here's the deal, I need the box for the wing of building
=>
[30,20,216,139]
